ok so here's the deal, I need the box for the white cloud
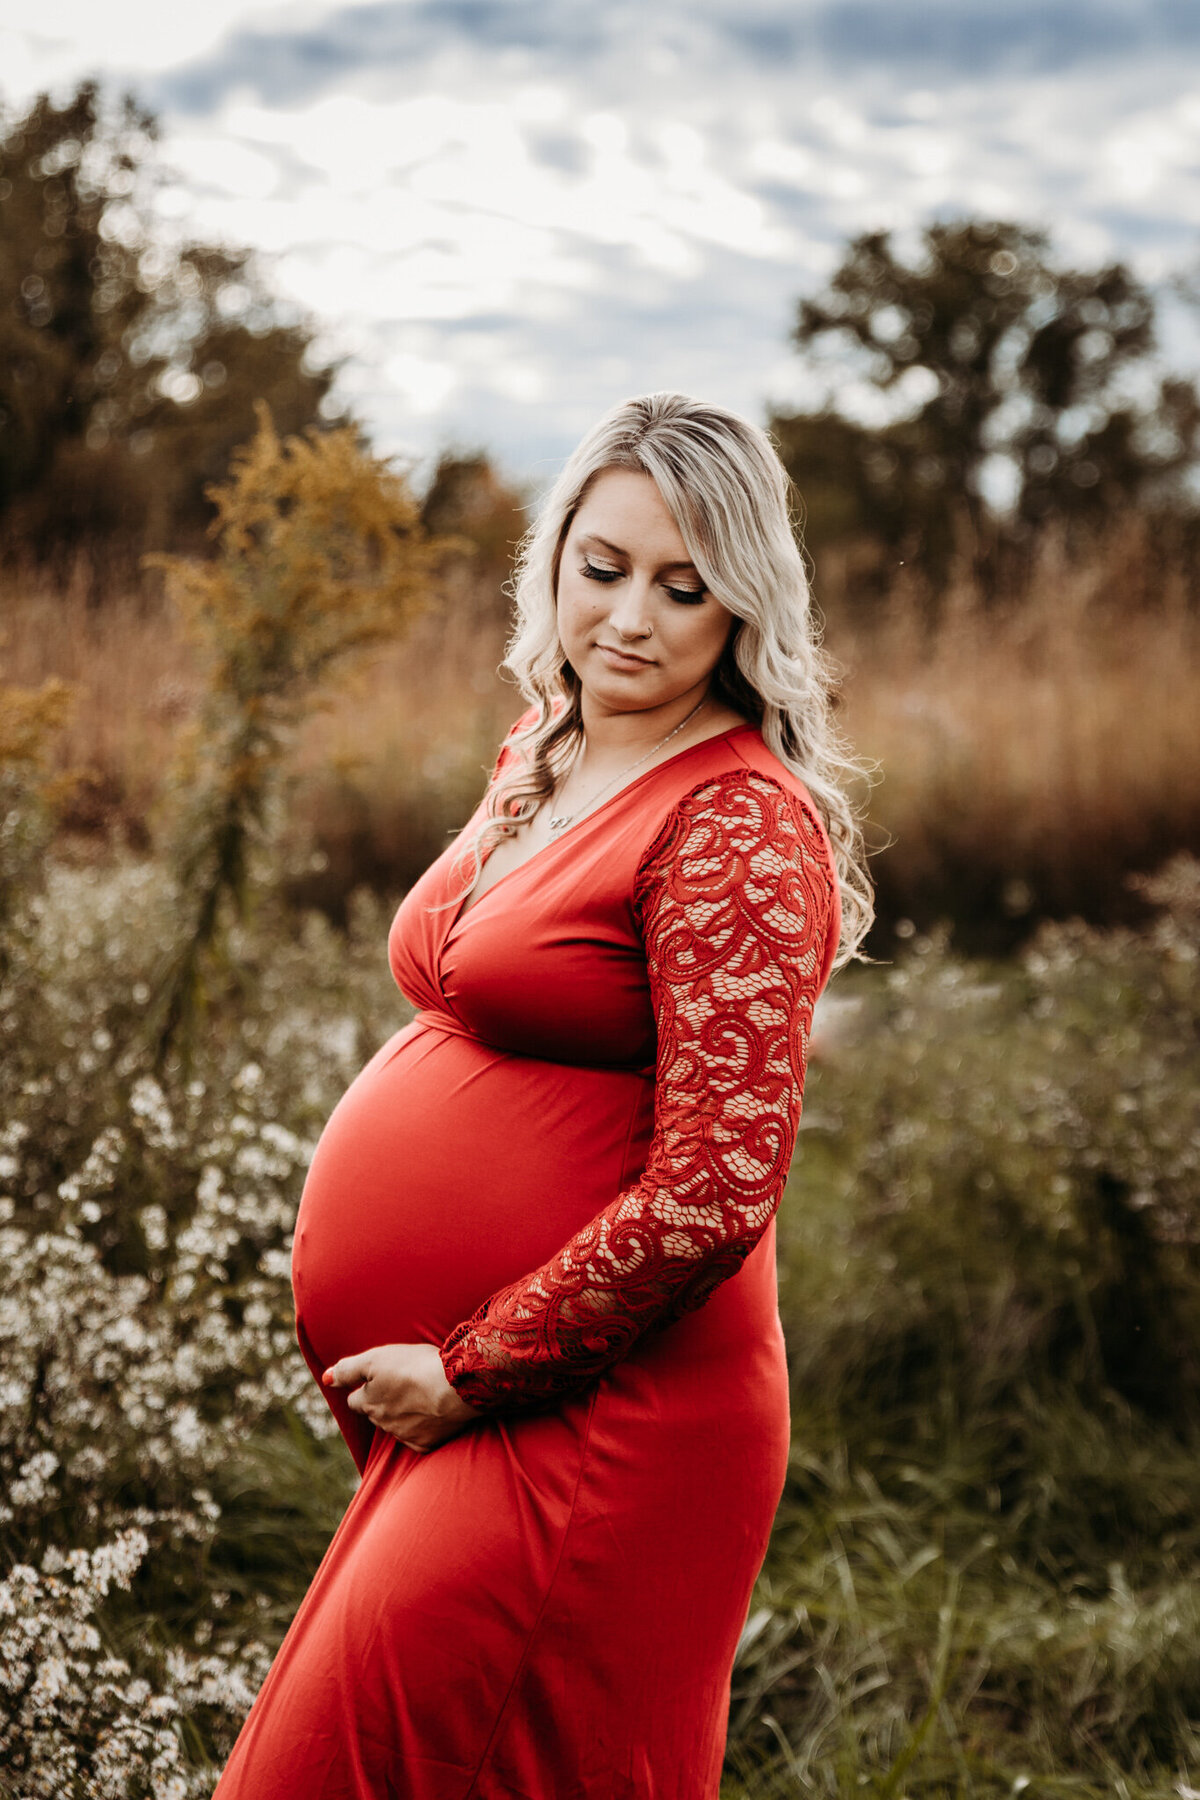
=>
[748,138,816,186]
[380,349,459,414]
[1100,93,1200,204]
[1,3,315,98]
[167,133,280,201]
[4,6,1200,472]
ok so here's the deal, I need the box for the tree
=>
[419,449,529,626]
[0,82,341,568]
[770,221,1200,595]
[148,405,445,1063]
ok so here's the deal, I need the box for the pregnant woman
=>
[213,391,873,1799]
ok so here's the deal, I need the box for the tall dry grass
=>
[0,562,201,846]
[839,528,1200,947]
[4,519,1198,948]
[281,565,516,914]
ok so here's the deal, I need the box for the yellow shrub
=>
[145,406,450,1061]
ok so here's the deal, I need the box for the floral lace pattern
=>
[440,770,837,1411]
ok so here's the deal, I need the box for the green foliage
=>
[0,663,74,960]
[727,858,1200,1794]
[0,82,340,569]
[2,531,1197,1791]
[3,844,1196,1796]
[771,220,1200,602]
[0,851,399,1795]
[146,405,443,1063]
[419,449,529,615]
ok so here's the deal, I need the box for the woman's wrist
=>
[437,1343,486,1421]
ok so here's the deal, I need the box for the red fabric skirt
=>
[213,1019,790,1799]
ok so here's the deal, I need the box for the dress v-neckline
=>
[445,721,753,936]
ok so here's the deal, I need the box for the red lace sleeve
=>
[439,769,837,1412]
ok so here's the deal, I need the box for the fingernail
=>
[321,1370,334,1386]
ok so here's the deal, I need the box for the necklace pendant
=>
[544,697,709,842]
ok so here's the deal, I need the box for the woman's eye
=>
[579,560,704,603]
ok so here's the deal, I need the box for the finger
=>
[400,1421,459,1454]
[394,1428,434,1453]
[323,1355,369,1389]
[346,1384,372,1416]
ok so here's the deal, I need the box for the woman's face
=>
[556,466,737,718]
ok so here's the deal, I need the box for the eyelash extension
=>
[581,560,706,604]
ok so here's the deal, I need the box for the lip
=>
[595,643,655,669]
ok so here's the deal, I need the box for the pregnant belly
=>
[291,1019,653,1370]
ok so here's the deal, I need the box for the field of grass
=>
[725,862,1200,1794]
[0,808,1196,1794]
[2,518,1199,1795]
[3,516,1199,950]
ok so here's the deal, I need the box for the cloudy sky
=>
[4,1,1200,480]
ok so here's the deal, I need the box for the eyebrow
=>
[579,532,703,576]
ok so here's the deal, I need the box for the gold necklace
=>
[546,698,708,837]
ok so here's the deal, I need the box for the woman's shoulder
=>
[488,704,542,781]
[636,724,841,977]
[657,722,830,846]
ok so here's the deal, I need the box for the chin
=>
[581,666,658,703]
[587,687,658,714]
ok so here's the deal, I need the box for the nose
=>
[606,575,655,641]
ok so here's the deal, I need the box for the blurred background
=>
[3,0,1200,951]
[2,6,1200,1798]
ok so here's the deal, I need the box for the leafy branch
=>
[147,404,449,1065]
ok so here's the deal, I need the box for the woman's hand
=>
[322,1343,482,1453]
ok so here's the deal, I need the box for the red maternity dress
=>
[213,718,839,1800]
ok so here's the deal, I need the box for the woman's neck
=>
[577,684,741,766]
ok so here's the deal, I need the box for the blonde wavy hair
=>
[463,391,874,968]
